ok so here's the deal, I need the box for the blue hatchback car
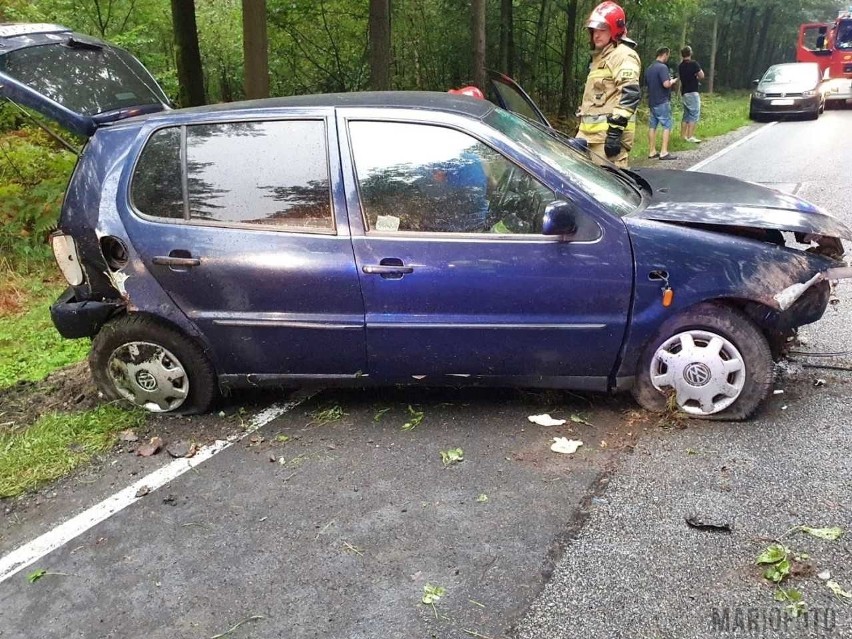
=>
[2,24,850,419]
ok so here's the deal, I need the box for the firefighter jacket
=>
[577,42,641,143]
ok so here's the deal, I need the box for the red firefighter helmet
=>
[448,86,485,100]
[586,1,627,41]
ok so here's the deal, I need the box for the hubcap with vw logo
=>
[107,341,189,412]
[649,330,746,415]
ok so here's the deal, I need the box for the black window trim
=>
[128,116,338,236]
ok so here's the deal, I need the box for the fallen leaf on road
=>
[570,414,593,426]
[27,569,46,583]
[119,430,139,442]
[550,437,582,454]
[136,437,163,457]
[422,583,446,604]
[826,580,852,599]
[440,448,464,465]
[528,414,566,426]
[476,493,488,503]
[797,526,843,540]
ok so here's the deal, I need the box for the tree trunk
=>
[529,0,550,91]
[242,0,269,99]
[558,0,578,118]
[708,13,718,93]
[170,0,205,106]
[472,0,486,90]
[499,0,515,75]
[369,0,391,90]
[747,6,774,86]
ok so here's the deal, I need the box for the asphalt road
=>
[1,111,851,639]
[517,109,852,639]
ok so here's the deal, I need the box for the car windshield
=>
[486,109,641,216]
[837,20,852,50]
[760,64,816,85]
[0,39,167,116]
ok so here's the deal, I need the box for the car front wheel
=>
[90,315,217,414]
[632,303,773,420]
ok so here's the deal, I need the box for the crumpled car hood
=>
[627,168,852,241]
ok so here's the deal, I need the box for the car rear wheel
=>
[632,303,772,420]
[90,315,217,414]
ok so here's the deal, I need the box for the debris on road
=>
[307,404,346,426]
[773,389,784,395]
[166,441,196,458]
[135,485,150,498]
[685,514,733,533]
[118,429,139,442]
[26,568,69,583]
[476,493,488,503]
[550,437,583,454]
[162,494,177,506]
[440,448,464,465]
[136,436,163,457]
[527,414,566,426]
[814,378,827,387]
[818,570,831,580]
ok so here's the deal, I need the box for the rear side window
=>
[131,120,333,231]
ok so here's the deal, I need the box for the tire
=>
[90,315,217,414]
[631,302,773,421]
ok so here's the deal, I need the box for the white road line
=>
[687,121,777,172]
[0,392,315,584]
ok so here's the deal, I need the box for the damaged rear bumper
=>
[50,286,123,339]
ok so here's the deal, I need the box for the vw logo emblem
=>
[135,369,158,391]
[683,362,712,387]
[780,92,786,98]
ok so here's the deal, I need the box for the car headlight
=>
[753,91,765,99]
[802,90,816,98]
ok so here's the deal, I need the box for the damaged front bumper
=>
[50,286,124,339]
[774,266,852,311]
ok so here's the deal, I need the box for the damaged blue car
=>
[2,23,850,419]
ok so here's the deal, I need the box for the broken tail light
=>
[50,231,84,286]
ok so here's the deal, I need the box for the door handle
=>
[362,264,414,275]
[153,256,201,267]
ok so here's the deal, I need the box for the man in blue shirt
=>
[645,47,678,160]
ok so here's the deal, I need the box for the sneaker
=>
[659,153,678,160]
[687,137,702,143]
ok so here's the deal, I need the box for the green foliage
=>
[0,280,89,389]
[0,404,145,497]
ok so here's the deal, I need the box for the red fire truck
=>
[797,9,852,104]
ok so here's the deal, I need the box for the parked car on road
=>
[2,24,851,420]
[749,62,825,120]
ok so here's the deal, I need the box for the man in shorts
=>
[645,46,677,160]
[678,46,705,143]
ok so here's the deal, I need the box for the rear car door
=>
[338,109,633,384]
[121,113,366,379]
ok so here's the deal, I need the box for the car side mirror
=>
[752,79,760,87]
[542,200,578,238]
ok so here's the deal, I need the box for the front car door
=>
[338,107,637,388]
[120,112,366,381]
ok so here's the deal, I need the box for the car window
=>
[486,109,641,217]
[0,41,167,116]
[349,121,559,234]
[132,120,334,231]
[131,126,184,219]
[488,78,544,124]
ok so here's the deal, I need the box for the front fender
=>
[616,218,840,381]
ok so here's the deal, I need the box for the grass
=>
[629,91,752,162]
[0,404,146,498]
[0,262,89,389]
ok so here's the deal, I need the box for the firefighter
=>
[576,1,641,168]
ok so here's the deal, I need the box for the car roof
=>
[152,91,497,121]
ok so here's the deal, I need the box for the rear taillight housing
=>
[50,231,84,286]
